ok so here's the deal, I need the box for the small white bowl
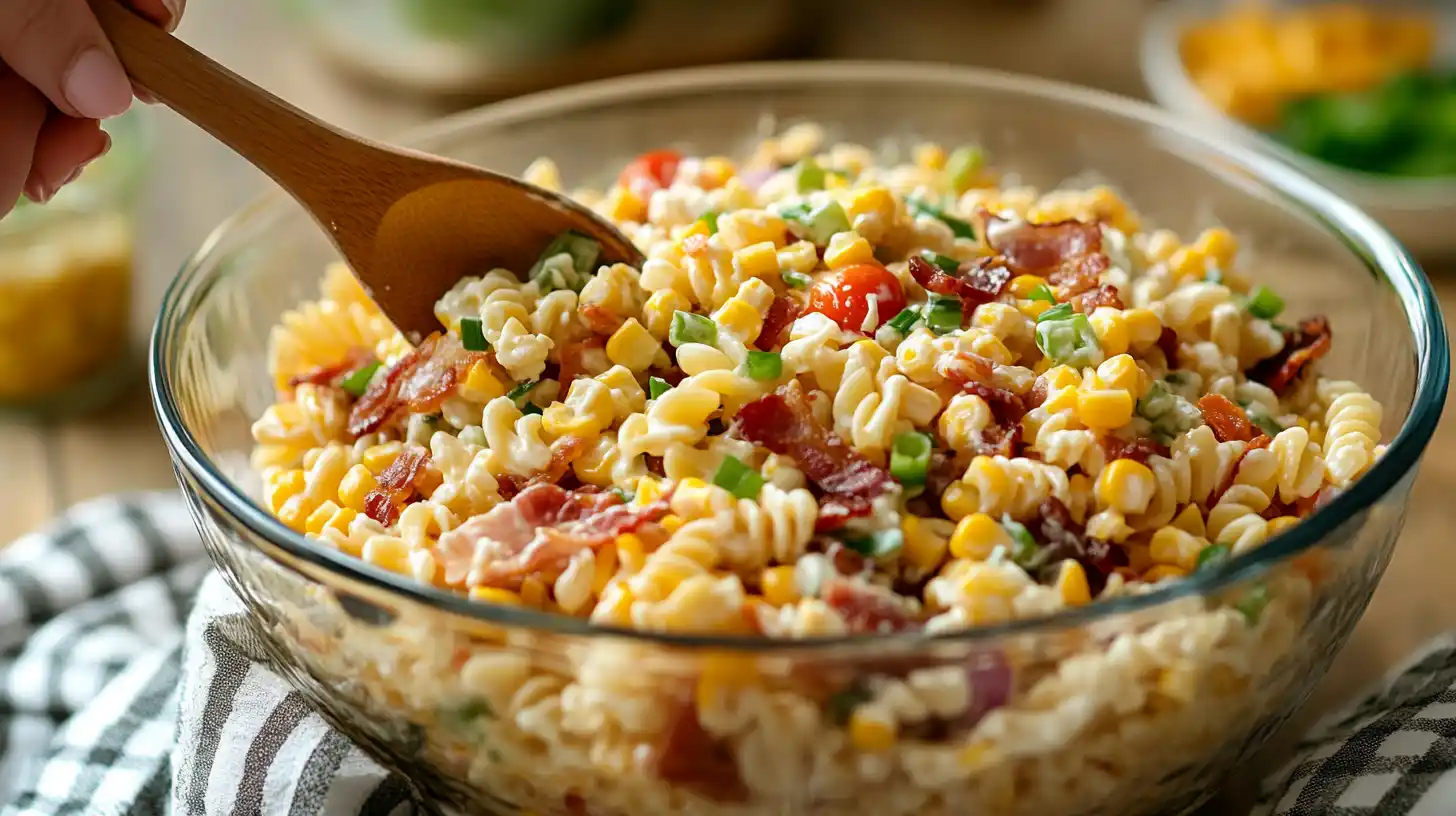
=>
[1141,0,1456,258]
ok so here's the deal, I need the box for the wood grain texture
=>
[91,0,642,338]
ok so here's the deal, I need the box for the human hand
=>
[0,0,183,218]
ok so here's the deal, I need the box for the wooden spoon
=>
[89,0,644,339]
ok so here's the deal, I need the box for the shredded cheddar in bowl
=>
[1179,2,1438,126]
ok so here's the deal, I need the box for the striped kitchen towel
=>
[1,491,1455,815]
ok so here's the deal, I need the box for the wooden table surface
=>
[1,0,1452,811]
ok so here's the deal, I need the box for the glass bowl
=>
[150,62,1449,816]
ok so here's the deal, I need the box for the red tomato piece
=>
[806,263,907,333]
[618,149,682,199]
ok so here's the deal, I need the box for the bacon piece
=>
[1049,254,1108,299]
[348,334,480,437]
[652,701,748,803]
[941,351,995,387]
[1101,435,1170,465]
[288,347,374,390]
[1156,327,1181,367]
[362,445,433,525]
[496,437,588,499]
[1028,377,1050,410]
[1197,394,1254,443]
[822,578,920,633]
[1246,316,1333,396]
[1032,498,1127,596]
[924,449,962,499]
[986,217,1102,275]
[972,422,1023,458]
[756,295,802,351]
[733,383,895,510]
[579,303,624,337]
[822,540,868,576]
[907,255,1010,305]
[1070,284,1124,314]
[433,484,671,590]
[962,381,1029,425]
[555,336,607,388]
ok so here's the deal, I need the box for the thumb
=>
[0,0,132,120]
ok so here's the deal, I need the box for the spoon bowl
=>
[89,0,643,338]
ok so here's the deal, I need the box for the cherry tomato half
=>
[807,263,907,333]
[618,149,682,198]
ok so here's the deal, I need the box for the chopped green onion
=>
[648,376,673,400]
[608,486,635,504]
[711,455,765,500]
[889,432,933,487]
[924,294,963,335]
[842,528,904,559]
[521,402,543,416]
[905,196,976,240]
[793,159,826,193]
[776,201,813,221]
[1035,313,1102,366]
[668,310,718,348]
[945,145,986,191]
[1195,543,1231,572]
[742,350,783,382]
[1001,516,1039,568]
[1036,302,1075,324]
[801,201,852,245]
[528,230,601,293]
[782,270,813,289]
[1028,283,1058,304]
[340,361,381,397]
[1164,372,1188,385]
[699,211,720,234]
[825,682,873,726]
[459,317,489,352]
[449,699,494,725]
[921,250,960,274]
[1204,269,1224,284]
[1245,285,1285,320]
[506,380,538,401]
[886,307,921,334]
[1249,409,1285,438]
[1235,584,1270,625]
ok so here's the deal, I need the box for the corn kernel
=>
[1095,354,1142,395]
[616,534,647,573]
[521,577,549,609]
[1042,365,1082,391]
[902,516,949,571]
[321,507,357,538]
[1143,565,1187,582]
[940,481,979,521]
[824,231,874,268]
[304,501,341,536]
[1043,385,1080,415]
[362,442,404,474]
[958,741,999,770]
[635,477,666,504]
[1144,230,1181,263]
[699,157,736,189]
[846,187,896,223]
[1076,389,1134,431]
[277,502,310,533]
[717,211,788,250]
[848,708,897,751]
[1089,310,1130,358]
[265,469,306,514]
[950,513,1012,560]
[913,142,947,171]
[1009,274,1048,298]
[1266,515,1301,537]
[642,290,692,340]
[1193,227,1237,270]
[470,587,523,606]
[593,543,619,593]
[1172,504,1207,537]
[1150,527,1202,571]
[777,240,819,275]
[1032,356,1054,375]
[338,464,378,512]
[1018,300,1053,320]
[1122,308,1164,351]
[362,536,411,575]
[761,566,800,606]
[604,186,646,223]
[733,241,781,281]
[1057,560,1092,605]
[458,359,505,403]
[1095,459,1157,515]
[606,319,660,372]
[713,298,763,343]
[660,514,683,535]
[1167,247,1205,280]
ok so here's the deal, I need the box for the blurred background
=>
[3,0,1454,811]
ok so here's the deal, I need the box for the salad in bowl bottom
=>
[152,63,1446,816]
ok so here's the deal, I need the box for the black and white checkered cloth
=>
[0,492,1449,815]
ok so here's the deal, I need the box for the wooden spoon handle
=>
[89,0,354,192]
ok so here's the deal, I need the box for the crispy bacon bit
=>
[942,351,995,387]
[1156,327,1181,366]
[907,255,1010,304]
[653,701,748,803]
[1070,284,1124,314]
[287,347,373,390]
[555,336,607,388]
[1028,377,1050,410]
[924,449,962,499]
[433,484,671,590]
[972,422,1023,458]
[363,445,433,525]
[348,334,481,437]
[1197,394,1254,443]
[1033,498,1127,596]
[579,303,624,337]
[963,381,1029,425]
[823,540,868,576]
[496,437,588,499]
[822,578,920,633]
[733,384,894,533]
[756,295,802,351]
[1049,254,1108,299]
[1246,316,1333,396]
[1101,435,1170,464]
[986,216,1102,274]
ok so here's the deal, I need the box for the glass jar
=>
[0,109,152,415]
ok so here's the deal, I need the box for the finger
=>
[126,0,182,32]
[0,0,132,120]
[23,113,108,204]
[0,69,49,216]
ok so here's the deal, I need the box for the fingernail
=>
[60,133,113,190]
[64,48,133,119]
[162,0,184,31]
[132,81,158,105]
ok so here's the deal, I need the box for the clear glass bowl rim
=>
[150,60,1451,653]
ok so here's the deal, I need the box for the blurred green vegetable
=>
[397,0,638,49]
[1276,70,1456,177]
